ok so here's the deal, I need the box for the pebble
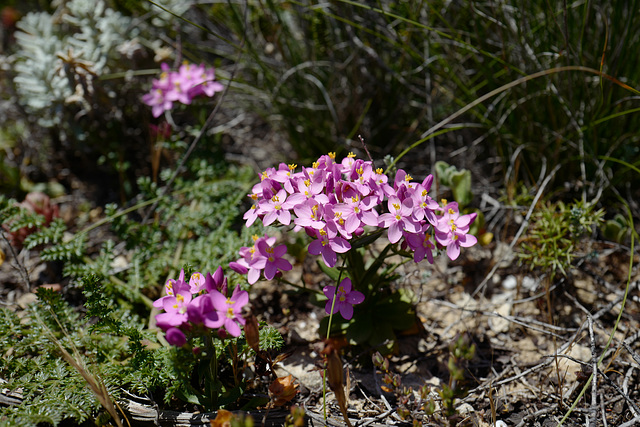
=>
[502,275,517,290]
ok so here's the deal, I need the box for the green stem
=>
[323,256,348,421]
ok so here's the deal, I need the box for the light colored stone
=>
[502,275,517,290]
[488,302,512,334]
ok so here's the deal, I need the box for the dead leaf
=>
[210,409,233,427]
[268,375,299,407]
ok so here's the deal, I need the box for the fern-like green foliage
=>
[23,218,67,250]
[0,282,174,426]
[0,159,283,421]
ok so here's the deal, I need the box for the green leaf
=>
[450,168,473,207]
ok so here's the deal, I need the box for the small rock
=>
[457,402,475,415]
[502,275,517,290]
[488,302,512,334]
[522,276,538,291]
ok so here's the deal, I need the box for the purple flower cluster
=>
[142,62,224,118]
[153,268,248,346]
[236,153,477,274]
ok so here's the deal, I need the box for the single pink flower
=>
[210,287,249,337]
[378,196,421,243]
[308,227,350,267]
[323,278,364,320]
[251,238,292,280]
[434,202,477,260]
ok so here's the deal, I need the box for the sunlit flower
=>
[210,287,249,337]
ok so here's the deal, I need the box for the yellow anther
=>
[393,203,400,210]
[313,161,319,168]
[288,163,297,170]
[376,168,384,174]
[405,174,413,181]
[328,152,336,159]
[448,208,455,215]
[347,152,356,158]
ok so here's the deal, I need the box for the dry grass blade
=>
[34,309,124,427]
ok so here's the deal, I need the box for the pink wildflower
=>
[210,287,249,337]
[323,278,365,320]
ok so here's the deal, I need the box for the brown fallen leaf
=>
[268,374,299,407]
[210,409,233,427]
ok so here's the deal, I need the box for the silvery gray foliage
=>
[12,0,135,131]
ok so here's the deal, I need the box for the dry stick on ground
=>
[619,415,640,427]
[0,230,31,291]
[564,287,640,424]
[514,404,560,427]
[466,278,635,399]
[588,316,599,427]
[564,285,640,371]
[433,298,576,340]
[552,352,640,422]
